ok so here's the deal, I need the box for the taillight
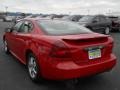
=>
[50,41,71,58]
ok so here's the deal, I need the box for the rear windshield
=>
[37,20,92,35]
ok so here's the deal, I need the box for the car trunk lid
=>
[60,33,111,65]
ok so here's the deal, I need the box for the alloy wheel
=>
[28,56,38,79]
[4,40,9,53]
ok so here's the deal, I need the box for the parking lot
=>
[0,21,120,90]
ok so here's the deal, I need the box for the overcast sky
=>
[0,0,120,15]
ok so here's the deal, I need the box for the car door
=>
[99,16,108,30]
[6,21,24,55]
[90,16,100,32]
[12,20,33,62]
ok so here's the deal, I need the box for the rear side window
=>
[37,20,92,35]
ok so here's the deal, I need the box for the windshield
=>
[37,20,92,35]
[79,16,94,22]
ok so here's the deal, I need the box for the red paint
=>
[3,19,116,80]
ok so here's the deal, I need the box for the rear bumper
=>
[41,54,116,80]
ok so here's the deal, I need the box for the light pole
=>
[5,6,8,16]
[69,12,71,15]
[87,9,90,15]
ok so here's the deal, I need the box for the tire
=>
[27,53,40,82]
[3,40,10,54]
[104,27,110,35]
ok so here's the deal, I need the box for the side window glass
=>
[13,21,23,32]
[94,17,99,22]
[18,21,33,33]
[99,17,105,22]
[27,22,33,31]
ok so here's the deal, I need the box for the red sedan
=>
[3,19,116,82]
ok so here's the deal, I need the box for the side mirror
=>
[5,28,12,33]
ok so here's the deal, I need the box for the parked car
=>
[13,16,25,23]
[25,15,39,19]
[78,15,112,34]
[3,19,116,82]
[70,15,83,22]
[47,15,65,20]
[62,15,82,22]
[0,14,5,21]
[108,16,120,32]
[3,15,15,22]
[34,15,44,19]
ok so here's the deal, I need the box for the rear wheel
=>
[27,53,40,82]
[104,27,110,35]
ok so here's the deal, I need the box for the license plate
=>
[88,49,101,59]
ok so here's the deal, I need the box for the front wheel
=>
[104,27,110,35]
[27,53,40,82]
[3,40,10,54]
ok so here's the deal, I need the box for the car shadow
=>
[35,74,106,90]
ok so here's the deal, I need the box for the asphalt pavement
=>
[0,21,120,90]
